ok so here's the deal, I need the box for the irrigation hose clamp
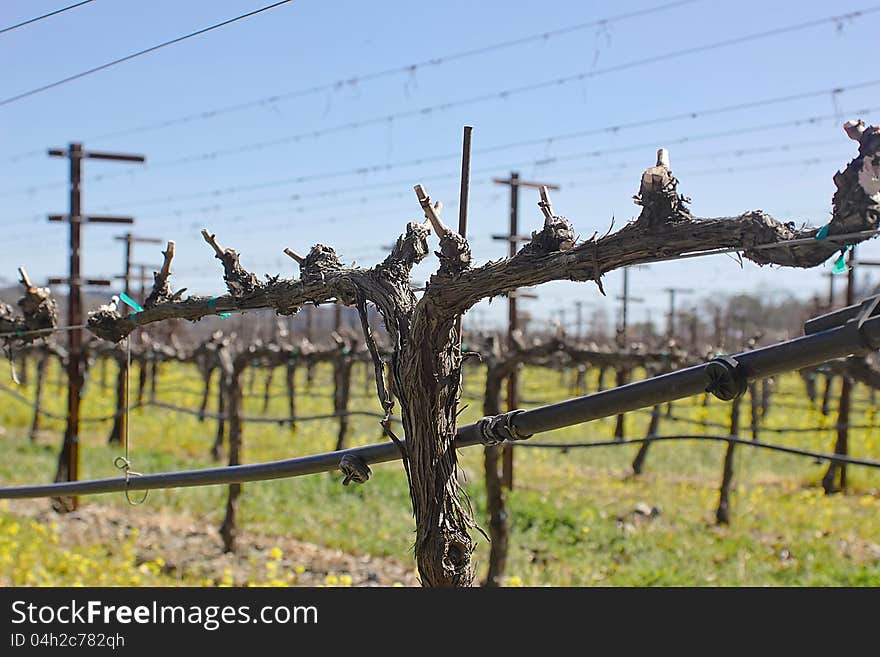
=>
[477,409,533,446]
[704,355,748,402]
[339,453,371,486]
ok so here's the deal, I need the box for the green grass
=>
[1,359,878,586]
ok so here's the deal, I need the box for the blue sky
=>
[1,0,878,332]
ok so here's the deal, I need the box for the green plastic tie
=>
[815,224,830,240]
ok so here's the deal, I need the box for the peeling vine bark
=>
[760,378,773,418]
[107,351,127,444]
[136,358,148,407]
[748,381,760,441]
[262,367,274,413]
[479,335,563,586]
[29,353,49,441]
[199,368,214,422]
[482,344,508,587]
[149,361,159,402]
[211,345,232,462]
[332,334,356,451]
[822,372,852,494]
[631,403,662,475]
[285,358,297,433]
[0,268,57,343]
[716,396,742,525]
[219,366,243,552]
[821,374,835,416]
[613,367,629,440]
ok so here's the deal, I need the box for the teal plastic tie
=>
[815,224,830,240]
[832,245,853,275]
[119,292,143,314]
[207,296,232,319]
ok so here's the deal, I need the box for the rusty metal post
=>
[138,264,147,305]
[48,142,144,511]
[122,232,132,296]
[54,143,83,510]
[492,172,560,490]
[456,125,472,349]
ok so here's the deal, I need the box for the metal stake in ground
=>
[114,234,162,299]
[47,142,145,512]
[456,125,473,352]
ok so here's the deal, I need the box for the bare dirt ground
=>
[7,500,418,587]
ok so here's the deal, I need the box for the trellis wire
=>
[513,434,880,468]
[0,383,398,425]
[113,336,148,505]
[146,399,398,423]
[0,383,144,422]
[633,407,877,433]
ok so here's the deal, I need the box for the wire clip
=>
[339,453,371,486]
[114,456,148,505]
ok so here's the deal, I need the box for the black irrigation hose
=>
[2,430,878,500]
[4,312,880,500]
[513,434,880,468]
